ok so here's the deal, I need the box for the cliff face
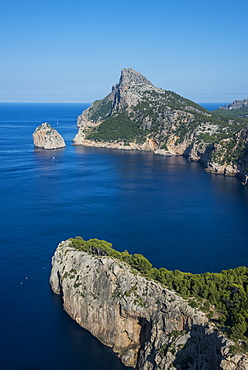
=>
[73,68,248,185]
[50,240,248,369]
[220,98,248,111]
[33,122,66,149]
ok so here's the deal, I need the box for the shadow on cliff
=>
[173,325,224,370]
[136,318,154,368]
[183,143,214,169]
[139,318,152,347]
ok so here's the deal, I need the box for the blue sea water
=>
[0,102,247,370]
[198,102,229,111]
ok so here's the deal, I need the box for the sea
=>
[0,102,247,370]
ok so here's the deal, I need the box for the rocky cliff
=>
[73,68,248,185]
[50,240,248,369]
[214,99,248,119]
[33,122,66,149]
[219,98,248,111]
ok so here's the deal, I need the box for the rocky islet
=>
[32,122,66,149]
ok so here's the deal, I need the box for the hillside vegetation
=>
[213,107,248,119]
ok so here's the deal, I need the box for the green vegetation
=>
[69,236,152,274]
[69,236,248,342]
[155,269,248,342]
[88,94,112,122]
[86,113,146,143]
[213,107,248,119]
[143,89,208,113]
[85,90,213,146]
[212,137,248,165]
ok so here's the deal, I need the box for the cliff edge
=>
[50,240,248,369]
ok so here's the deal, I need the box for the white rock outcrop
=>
[33,122,66,149]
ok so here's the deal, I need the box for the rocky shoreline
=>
[73,133,246,184]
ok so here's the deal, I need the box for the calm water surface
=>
[0,102,247,369]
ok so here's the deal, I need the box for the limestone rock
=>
[33,122,66,149]
[50,240,248,369]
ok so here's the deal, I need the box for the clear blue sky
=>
[1,0,247,103]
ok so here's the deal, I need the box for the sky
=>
[0,0,248,103]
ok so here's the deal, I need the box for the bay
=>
[0,102,247,369]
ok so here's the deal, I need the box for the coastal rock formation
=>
[33,122,66,149]
[219,98,248,110]
[50,240,248,369]
[73,68,248,185]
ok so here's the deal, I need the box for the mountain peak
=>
[118,68,154,88]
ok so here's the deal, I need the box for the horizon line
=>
[0,100,229,104]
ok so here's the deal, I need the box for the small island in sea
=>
[33,122,66,149]
[73,68,248,185]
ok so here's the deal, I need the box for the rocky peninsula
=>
[214,99,248,119]
[50,238,248,369]
[33,122,66,149]
[219,98,248,111]
[73,68,248,185]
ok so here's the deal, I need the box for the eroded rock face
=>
[33,122,66,149]
[50,240,248,369]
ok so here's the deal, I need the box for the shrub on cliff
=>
[125,253,152,274]
[69,237,152,274]
[68,236,248,342]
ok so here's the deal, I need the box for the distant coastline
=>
[197,102,229,111]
